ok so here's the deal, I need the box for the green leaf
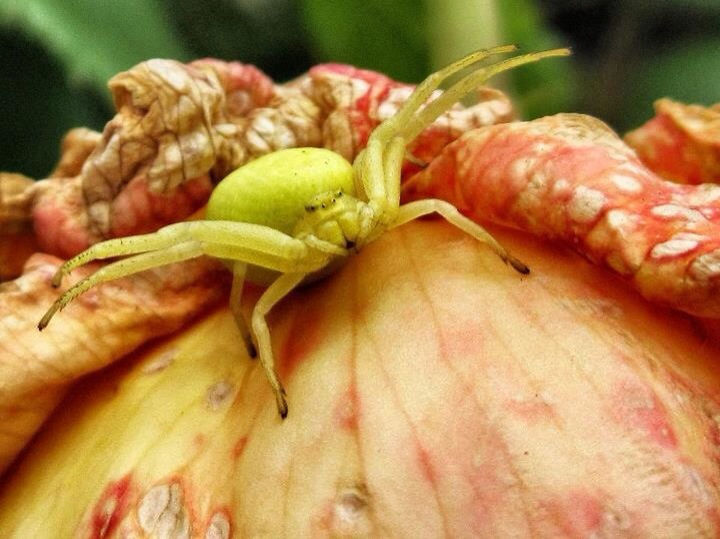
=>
[0,0,190,94]
[166,0,313,81]
[617,39,720,131]
[0,28,109,178]
[301,0,430,82]
[496,0,576,119]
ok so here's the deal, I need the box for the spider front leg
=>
[354,45,570,258]
[39,221,313,328]
[38,220,330,419]
[250,272,306,419]
[38,240,208,330]
[394,198,529,274]
[350,48,521,228]
[229,262,257,358]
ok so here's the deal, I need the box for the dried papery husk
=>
[625,98,720,185]
[403,113,720,318]
[0,173,40,280]
[1,221,718,537]
[0,253,228,473]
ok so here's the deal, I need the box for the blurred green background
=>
[2,0,720,179]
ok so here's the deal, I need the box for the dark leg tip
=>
[51,272,63,288]
[509,257,530,275]
[276,383,288,419]
[278,398,288,420]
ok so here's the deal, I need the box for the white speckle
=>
[568,186,606,223]
[683,465,713,506]
[680,184,720,206]
[552,178,571,196]
[615,163,648,177]
[651,204,706,222]
[538,389,555,404]
[610,174,642,193]
[530,141,555,154]
[275,126,296,149]
[206,380,235,411]
[142,348,177,374]
[330,486,373,536]
[521,171,548,200]
[605,209,634,231]
[377,87,413,119]
[651,233,705,259]
[689,249,720,280]
[598,505,633,534]
[245,128,271,153]
[205,513,231,539]
[509,157,537,180]
[250,114,275,136]
[214,123,238,137]
[138,483,190,538]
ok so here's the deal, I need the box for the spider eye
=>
[336,190,343,197]
[305,205,316,212]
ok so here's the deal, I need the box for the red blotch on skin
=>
[610,378,678,449]
[334,380,359,431]
[544,490,605,536]
[232,436,248,460]
[416,444,437,485]
[110,174,213,238]
[32,178,92,257]
[88,474,133,539]
[193,433,206,448]
[276,295,326,379]
[504,396,556,424]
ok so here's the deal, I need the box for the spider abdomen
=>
[207,148,355,235]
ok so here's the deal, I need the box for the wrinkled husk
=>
[1,222,719,537]
[625,98,720,185]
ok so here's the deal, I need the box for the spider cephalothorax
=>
[39,45,570,418]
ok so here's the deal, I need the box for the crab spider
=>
[39,45,570,418]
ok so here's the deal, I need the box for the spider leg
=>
[304,234,350,256]
[39,240,207,329]
[401,47,571,142]
[394,198,529,274]
[39,221,330,330]
[229,262,257,358]
[52,220,325,286]
[250,272,306,419]
[370,44,517,144]
[355,46,569,246]
[51,227,192,287]
[355,45,517,212]
[354,134,406,245]
[39,221,330,418]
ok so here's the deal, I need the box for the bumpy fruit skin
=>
[1,221,719,537]
[625,98,720,185]
[403,113,720,318]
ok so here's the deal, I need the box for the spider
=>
[38,45,570,418]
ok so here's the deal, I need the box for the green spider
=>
[39,45,570,418]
